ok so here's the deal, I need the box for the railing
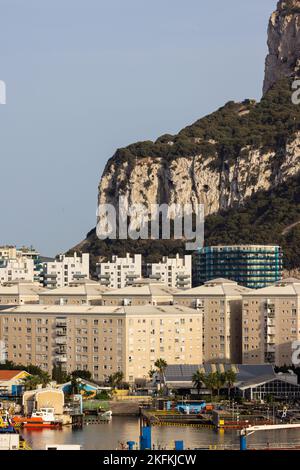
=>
[55,337,67,344]
[55,355,67,362]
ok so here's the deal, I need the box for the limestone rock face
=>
[96,1,300,224]
[98,132,300,219]
[263,0,300,94]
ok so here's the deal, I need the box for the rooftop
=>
[0,304,200,316]
[39,279,109,297]
[243,277,300,296]
[0,370,28,381]
[0,281,47,296]
[164,364,275,385]
[102,281,180,298]
[174,278,252,297]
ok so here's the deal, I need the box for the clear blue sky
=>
[0,0,276,256]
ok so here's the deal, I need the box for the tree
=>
[215,372,226,397]
[52,365,69,384]
[22,371,50,391]
[154,359,168,392]
[148,368,155,380]
[202,373,218,401]
[22,375,41,391]
[108,372,124,389]
[25,364,48,377]
[70,375,80,394]
[224,369,237,398]
[39,371,51,387]
[0,360,16,370]
[71,370,92,381]
[192,370,205,396]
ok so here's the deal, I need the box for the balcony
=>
[44,280,57,286]
[267,326,276,335]
[149,274,161,280]
[266,310,275,318]
[98,273,110,279]
[55,355,67,363]
[56,328,67,336]
[73,274,86,279]
[55,337,66,345]
[177,280,190,286]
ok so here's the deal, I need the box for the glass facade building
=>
[238,378,300,401]
[194,245,283,289]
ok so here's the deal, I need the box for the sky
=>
[0,0,276,256]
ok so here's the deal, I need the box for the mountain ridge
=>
[70,1,300,274]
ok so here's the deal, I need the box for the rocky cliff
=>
[72,1,300,270]
[98,1,300,221]
[263,0,300,95]
[99,107,300,220]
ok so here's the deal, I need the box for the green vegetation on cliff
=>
[108,79,300,171]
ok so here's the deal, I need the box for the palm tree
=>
[215,372,226,397]
[22,375,40,391]
[70,374,80,394]
[154,358,168,393]
[39,371,51,387]
[203,373,218,401]
[224,369,237,398]
[192,370,205,396]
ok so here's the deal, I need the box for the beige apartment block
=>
[0,281,46,305]
[0,304,202,383]
[174,278,251,364]
[101,280,179,306]
[39,279,109,306]
[242,278,300,367]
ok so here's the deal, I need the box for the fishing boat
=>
[21,408,62,429]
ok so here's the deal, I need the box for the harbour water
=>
[21,417,300,450]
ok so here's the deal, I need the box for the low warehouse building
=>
[23,387,64,416]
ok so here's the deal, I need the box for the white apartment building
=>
[41,253,89,289]
[0,258,35,284]
[0,246,17,259]
[97,254,142,289]
[0,245,42,283]
[146,254,192,289]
